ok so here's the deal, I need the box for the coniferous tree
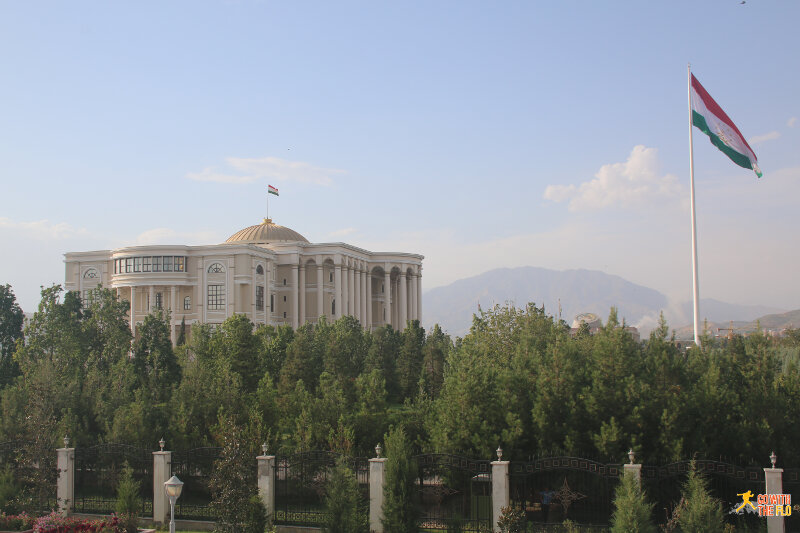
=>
[382,425,418,533]
[323,457,368,533]
[610,473,656,533]
[675,461,725,533]
[0,284,24,389]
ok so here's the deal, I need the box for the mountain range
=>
[422,266,787,339]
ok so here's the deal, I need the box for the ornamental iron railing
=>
[74,444,153,516]
[170,447,222,520]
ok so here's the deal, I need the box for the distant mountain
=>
[422,266,785,338]
[674,308,800,340]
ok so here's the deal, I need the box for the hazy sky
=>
[1,1,798,316]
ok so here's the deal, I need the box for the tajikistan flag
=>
[691,74,761,177]
[268,185,279,196]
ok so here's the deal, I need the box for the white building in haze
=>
[64,218,423,343]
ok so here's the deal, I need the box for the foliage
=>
[322,457,368,533]
[33,512,120,533]
[674,461,725,533]
[0,284,24,389]
[114,462,141,533]
[610,473,656,533]
[382,425,418,533]
[0,466,19,513]
[497,505,526,533]
[0,512,35,531]
[210,413,265,533]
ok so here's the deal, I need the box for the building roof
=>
[225,218,310,245]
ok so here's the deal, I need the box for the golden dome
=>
[225,218,309,244]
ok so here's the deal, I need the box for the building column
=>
[149,285,155,313]
[765,465,785,533]
[170,286,177,345]
[57,441,75,516]
[227,259,234,318]
[399,272,408,331]
[491,459,510,532]
[153,449,171,524]
[291,264,299,329]
[369,456,387,533]
[257,452,276,524]
[384,269,392,326]
[354,268,361,322]
[299,263,306,326]
[360,268,367,326]
[265,263,271,326]
[348,266,355,317]
[417,269,422,322]
[317,262,324,320]
[129,287,136,336]
[334,263,343,319]
[366,272,373,330]
[410,274,418,321]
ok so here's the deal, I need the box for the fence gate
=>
[170,447,221,520]
[509,457,621,528]
[414,454,492,532]
[642,459,765,530]
[74,444,153,516]
[274,451,369,528]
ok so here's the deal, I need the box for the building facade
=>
[64,218,423,343]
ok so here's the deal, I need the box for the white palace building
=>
[64,218,423,343]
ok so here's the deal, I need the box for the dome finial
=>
[262,217,273,224]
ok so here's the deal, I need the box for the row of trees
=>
[1,283,800,466]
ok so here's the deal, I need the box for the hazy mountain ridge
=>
[422,266,786,338]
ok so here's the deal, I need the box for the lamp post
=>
[164,475,183,533]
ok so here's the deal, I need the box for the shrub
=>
[497,505,526,533]
[322,457,368,533]
[675,461,725,533]
[0,467,20,514]
[0,512,35,531]
[115,463,141,533]
[32,512,120,533]
[610,473,656,533]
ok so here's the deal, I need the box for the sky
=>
[1,1,798,320]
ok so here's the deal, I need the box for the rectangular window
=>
[270,294,274,312]
[175,256,185,272]
[184,296,191,310]
[208,284,225,310]
[152,257,161,272]
[82,288,99,307]
[134,257,142,272]
[163,256,173,272]
[256,286,264,311]
[155,292,163,309]
[143,257,151,272]
[125,258,132,273]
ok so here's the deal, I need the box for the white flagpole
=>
[688,64,701,346]
[267,187,270,221]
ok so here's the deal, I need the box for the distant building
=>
[65,218,423,343]
[568,311,639,342]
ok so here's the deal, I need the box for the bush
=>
[115,463,141,533]
[610,473,656,533]
[0,467,20,514]
[381,425,419,533]
[0,512,35,531]
[32,512,120,533]
[322,457,368,533]
[497,505,525,533]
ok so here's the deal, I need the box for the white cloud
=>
[186,156,345,186]
[0,217,89,240]
[788,117,797,128]
[543,145,684,212]
[748,131,780,144]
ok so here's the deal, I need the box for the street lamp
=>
[164,475,184,533]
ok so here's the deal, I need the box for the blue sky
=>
[1,1,798,323]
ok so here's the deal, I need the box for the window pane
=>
[184,296,191,310]
[134,257,142,272]
[207,284,225,310]
[164,256,173,272]
[126,258,132,273]
[143,257,151,272]
[175,257,185,272]
[153,257,161,272]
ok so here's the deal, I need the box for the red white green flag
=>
[268,185,279,196]
[691,74,762,177]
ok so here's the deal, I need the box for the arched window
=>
[184,296,191,310]
[256,264,264,275]
[83,268,99,279]
[208,263,225,273]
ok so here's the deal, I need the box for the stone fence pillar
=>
[624,449,642,486]
[153,447,171,523]
[257,451,276,523]
[56,439,75,516]
[764,462,785,533]
[490,453,510,533]
[369,455,387,533]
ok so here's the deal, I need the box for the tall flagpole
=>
[266,188,270,221]
[688,64,701,346]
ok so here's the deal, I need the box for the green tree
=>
[212,314,261,392]
[132,310,180,401]
[675,462,725,533]
[397,320,425,401]
[610,473,656,533]
[323,457,368,533]
[382,425,418,533]
[176,316,187,346]
[0,284,24,389]
[115,462,142,533]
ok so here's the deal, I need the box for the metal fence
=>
[781,467,800,533]
[0,439,57,512]
[509,456,621,529]
[74,443,153,516]
[274,451,369,527]
[170,447,222,520]
[414,453,493,531]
